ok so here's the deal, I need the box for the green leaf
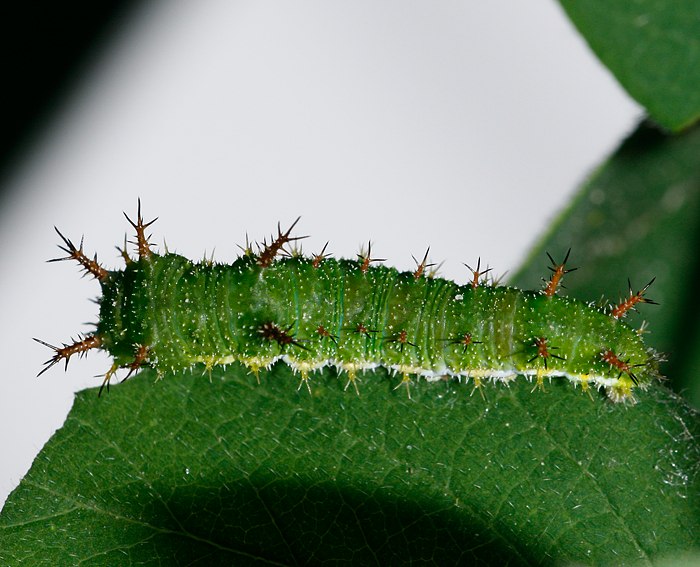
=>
[512,121,700,407]
[0,365,698,565]
[558,0,700,131]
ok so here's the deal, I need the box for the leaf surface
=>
[559,0,700,130]
[0,365,697,565]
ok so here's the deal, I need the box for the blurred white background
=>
[0,0,640,507]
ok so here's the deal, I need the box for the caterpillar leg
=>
[470,375,486,400]
[392,373,413,399]
[246,363,262,384]
[99,363,120,397]
[530,369,547,393]
[343,369,361,396]
[98,344,149,396]
[34,335,102,376]
[296,369,312,394]
[579,377,595,401]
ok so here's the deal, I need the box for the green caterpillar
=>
[36,203,661,402]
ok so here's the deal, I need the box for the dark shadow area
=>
[620,124,700,404]
[664,181,700,399]
[600,122,700,389]
[0,2,144,195]
[132,478,538,566]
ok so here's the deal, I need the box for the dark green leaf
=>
[512,121,700,407]
[558,0,700,131]
[1,366,698,565]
